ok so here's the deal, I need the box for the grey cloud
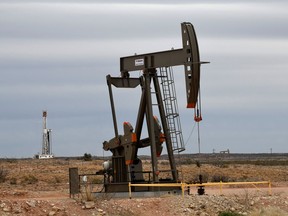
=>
[0,2,287,40]
[1,0,288,4]
[1,1,288,157]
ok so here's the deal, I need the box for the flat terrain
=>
[0,155,288,215]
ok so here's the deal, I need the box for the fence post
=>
[268,181,272,196]
[69,167,79,198]
[181,182,185,198]
[129,182,132,199]
[220,181,223,195]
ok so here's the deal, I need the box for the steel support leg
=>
[144,72,159,182]
[153,76,178,181]
[107,75,118,137]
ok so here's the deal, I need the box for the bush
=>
[83,153,92,161]
[219,212,242,216]
[5,159,17,163]
[21,174,38,185]
[91,177,103,184]
[190,173,209,183]
[53,176,61,184]
[249,207,288,216]
[211,174,229,182]
[10,177,17,185]
[0,169,8,183]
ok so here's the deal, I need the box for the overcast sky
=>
[1,0,288,158]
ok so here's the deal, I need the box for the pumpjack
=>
[100,22,208,192]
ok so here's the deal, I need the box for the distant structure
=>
[35,111,54,159]
[219,149,230,155]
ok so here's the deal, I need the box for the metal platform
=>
[104,182,181,193]
[93,189,183,199]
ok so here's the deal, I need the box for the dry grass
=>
[0,158,287,189]
[249,207,288,216]
[0,158,103,192]
[179,163,288,183]
[0,157,288,215]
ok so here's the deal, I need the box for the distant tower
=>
[37,111,54,159]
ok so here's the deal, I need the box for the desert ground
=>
[0,154,288,216]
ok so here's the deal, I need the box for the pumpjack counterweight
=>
[100,22,208,193]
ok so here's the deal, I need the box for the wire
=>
[184,121,197,148]
[183,119,201,154]
[196,88,202,154]
[198,81,202,115]
[197,121,201,154]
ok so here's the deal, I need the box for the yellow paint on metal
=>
[128,181,272,198]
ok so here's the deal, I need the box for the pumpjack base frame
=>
[104,181,181,193]
[94,189,183,199]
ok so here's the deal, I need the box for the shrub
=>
[21,174,38,184]
[249,207,288,216]
[179,158,194,165]
[218,212,242,216]
[211,174,229,182]
[0,169,8,183]
[83,153,92,161]
[10,177,17,185]
[54,176,61,183]
[5,159,17,163]
[91,177,103,184]
[160,160,169,165]
[190,173,209,183]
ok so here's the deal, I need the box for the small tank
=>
[103,160,112,171]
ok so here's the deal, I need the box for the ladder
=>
[159,67,185,152]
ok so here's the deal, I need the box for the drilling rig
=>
[36,110,54,159]
[99,22,208,192]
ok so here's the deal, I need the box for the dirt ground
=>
[0,158,288,216]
